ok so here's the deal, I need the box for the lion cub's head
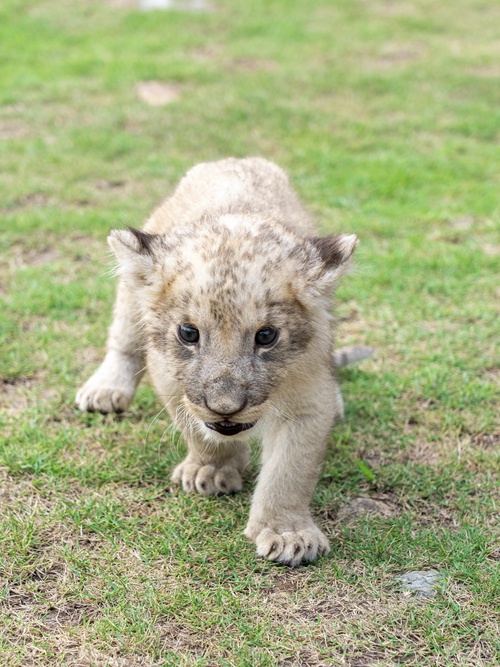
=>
[109,215,356,440]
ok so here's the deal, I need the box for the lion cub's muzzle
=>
[195,372,263,437]
[203,394,256,437]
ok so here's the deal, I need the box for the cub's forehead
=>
[175,214,310,279]
[164,215,313,319]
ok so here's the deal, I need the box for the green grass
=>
[1,0,499,664]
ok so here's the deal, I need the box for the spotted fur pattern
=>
[76,158,359,566]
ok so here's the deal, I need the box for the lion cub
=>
[76,158,359,566]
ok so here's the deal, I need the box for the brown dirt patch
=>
[156,620,211,658]
[471,433,499,450]
[1,239,59,292]
[10,246,60,270]
[1,234,106,277]
[278,646,331,666]
[39,602,98,629]
[399,431,442,465]
[481,244,500,256]
[136,81,181,106]
[95,179,126,190]
[481,365,499,383]
[9,192,54,211]
[363,42,426,72]
[379,47,422,63]
[189,46,220,62]
[0,120,31,140]
[0,376,36,416]
[230,57,277,72]
[470,64,500,78]
[448,216,475,231]
[400,428,500,468]
[0,373,60,418]
[357,448,388,468]
[336,306,374,343]
[107,0,136,6]
[71,651,158,667]
[371,1,419,18]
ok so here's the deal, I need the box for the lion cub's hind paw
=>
[251,526,330,567]
[171,461,243,496]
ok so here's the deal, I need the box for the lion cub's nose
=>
[205,396,247,418]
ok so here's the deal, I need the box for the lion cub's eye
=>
[255,327,279,348]
[178,324,200,345]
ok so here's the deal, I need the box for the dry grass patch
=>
[366,43,427,72]
[1,233,106,273]
[0,120,32,141]
[1,377,38,416]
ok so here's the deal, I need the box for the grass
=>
[0,0,499,664]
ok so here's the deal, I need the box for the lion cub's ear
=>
[108,228,169,284]
[307,233,358,293]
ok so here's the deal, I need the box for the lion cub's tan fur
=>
[76,158,358,566]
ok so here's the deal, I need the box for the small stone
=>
[337,497,395,522]
[396,570,441,598]
[139,0,212,11]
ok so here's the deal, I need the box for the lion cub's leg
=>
[244,417,330,566]
[76,280,145,413]
[245,384,341,566]
[172,435,250,496]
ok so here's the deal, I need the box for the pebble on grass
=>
[337,496,396,522]
[396,570,442,599]
[139,0,213,11]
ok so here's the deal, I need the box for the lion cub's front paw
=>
[76,351,142,414]
[245,519,330,567]
[76,381,133,414]
[171,459,243,495]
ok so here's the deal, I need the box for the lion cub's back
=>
[144,157,316,237]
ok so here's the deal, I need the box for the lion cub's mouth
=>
[204,421,256,437]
